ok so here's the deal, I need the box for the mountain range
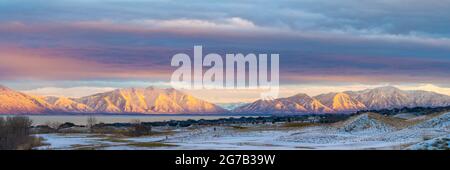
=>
[0,85,226,114]
[233,86,450,114]
[1,85,450,114]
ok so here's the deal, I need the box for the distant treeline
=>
[92,114,350,128]
[32,105,450,130]
[356,105,450,116]
[30,114,351,136]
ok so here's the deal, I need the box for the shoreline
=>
[29,114,349,127]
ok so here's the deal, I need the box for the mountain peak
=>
[373,86,401,91]
[315,92,366,112]
[333,92,350,100]
[234,93,332,114]
[1,85,450,115]
[44,96,93,113]
[76,86,226,114]
[0,85,52,114]
[289,93,311,99]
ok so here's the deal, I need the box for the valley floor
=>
[35,112,450,150]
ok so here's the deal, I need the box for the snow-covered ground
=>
[35,133,170,150]
[36,112,450,150]
[406,134,450,150]
[35,134,106,150]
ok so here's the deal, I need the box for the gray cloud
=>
[0,0,449,85]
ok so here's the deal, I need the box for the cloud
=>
[2,0,450,37]
[0,45,170,80]
[21,86,117,98]
[4,17,450,50]
[138,17,257,30]
[1,0,450,88]
[397,84,450,96]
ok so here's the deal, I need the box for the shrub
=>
[0,116,43,150]
[128,120,152,137]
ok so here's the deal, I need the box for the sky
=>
[1,0,450,103]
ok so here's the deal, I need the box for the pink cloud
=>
[0,45,169,80]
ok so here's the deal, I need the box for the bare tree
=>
[86,115,97,131]
[0,116,41,150]
[131,119,141,125]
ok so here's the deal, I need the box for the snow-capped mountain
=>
[44,96,93,113]
[346,86,450,110]
[0,85,53,114]
[1,85,450,114]
[233,93,333,114]
[234,86,450,114]
[315,92,366,112]
[75,87,227,114]
[0,85,226,114]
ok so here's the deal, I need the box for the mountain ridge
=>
[1,85,450,114]
[75,87,227,114]
[233,86,450,114]
[0,86,53,114]
[315,92,366,112]
[0,85,226,114]
[233,93,334,114]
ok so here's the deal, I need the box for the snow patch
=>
[340,114,394,133]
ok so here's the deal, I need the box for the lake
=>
[1,115,250,126]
